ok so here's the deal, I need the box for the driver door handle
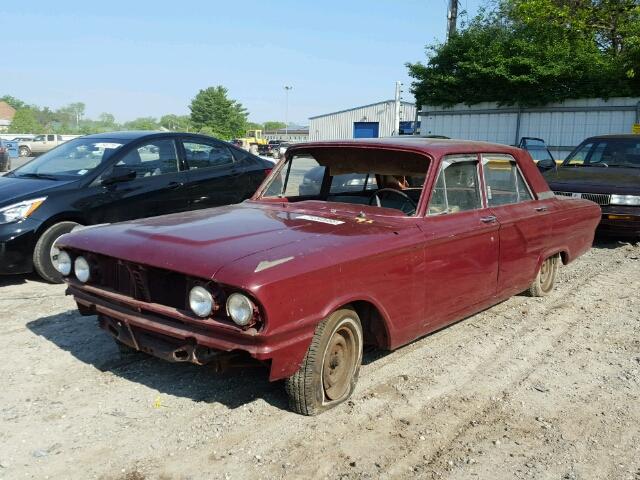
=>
[480,215,497,223]
[535,206,548,212]
[167,181,184,190]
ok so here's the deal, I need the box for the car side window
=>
[115,139,179,178]
[264,155,325,197]
[482,154,533,206]
[183,141,234,169]
[428,156,482,215]
[566,143,593,165]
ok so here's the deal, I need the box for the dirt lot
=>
[1,237,638,480]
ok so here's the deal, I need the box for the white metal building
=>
[419,97,640,159]
[309,100,417,141]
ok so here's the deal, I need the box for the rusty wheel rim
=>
[539,257,555,292]
[322,323,358,401]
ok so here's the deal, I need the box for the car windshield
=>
[260,147,429,216]
[12,138,124,179]
[564,138,640,168]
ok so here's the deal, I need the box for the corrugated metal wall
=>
[309,101,417,141]
[420,97,640,159]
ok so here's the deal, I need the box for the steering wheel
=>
[368,188,417,215]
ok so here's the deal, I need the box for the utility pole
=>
[393,81,402,136]
[447,0,458,41]
[284,85,293,135]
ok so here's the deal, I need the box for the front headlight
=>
[74,256,90,283]
[0,197,46,224]
[56,250,72,276]
[226,293,255,326]
[610,194,640,206]
[189,286,214,318]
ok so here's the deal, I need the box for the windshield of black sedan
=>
[564,138,640,168]
[13,138,124,178]
[261,149,428,216]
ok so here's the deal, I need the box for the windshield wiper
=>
[15,172,60,180]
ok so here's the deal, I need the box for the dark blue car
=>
[0,131,273,282]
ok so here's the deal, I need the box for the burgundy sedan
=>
[56,138,600,415]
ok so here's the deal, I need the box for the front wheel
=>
[527,254,559,297]
[285,308,363,415]
[33,221,81,283]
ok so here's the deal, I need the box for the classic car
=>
[543,134,640,237]
[0,131,273,282]
[56,138,600,415]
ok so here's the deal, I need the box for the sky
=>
[1,0,484,125]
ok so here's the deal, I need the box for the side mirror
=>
[102,166,136,185]
[537,158,556,172]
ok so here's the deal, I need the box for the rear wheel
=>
[527,254,559,297]
[19,146,31,157]
[285,308,363,415]
[33,221,81,283]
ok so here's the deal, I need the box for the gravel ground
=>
[0,237,638,480]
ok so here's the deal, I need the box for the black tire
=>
[19,146,31,157]
[527,254,559,297]
[33,221,81,283]
[285,308,363,415]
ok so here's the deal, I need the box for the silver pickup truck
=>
[19,134,68,157]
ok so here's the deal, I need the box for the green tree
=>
[0,95,28,110]
[262,121,287,131]
[123,117,161,130]
[8,109,41,133]
[189,86,248,139]
[407,0,640,107]
[98,112,116,126]
[160,114,192,131]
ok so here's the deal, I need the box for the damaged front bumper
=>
[65,281,314,380]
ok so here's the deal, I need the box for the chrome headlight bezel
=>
[189,286,214,318]
[0,197,47,224]
[74,256,91,283]
[56,250,72,276]
[610,194,640,206]
[226,293,255,326]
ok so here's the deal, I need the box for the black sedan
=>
[0,131,273,282]
[541,134,640,237]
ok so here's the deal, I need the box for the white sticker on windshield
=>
[77,169,89,175]
[296,214,344,225]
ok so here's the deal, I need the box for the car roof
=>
[582,134,640,141]
[78,131,224,143]
[288,137,519,156]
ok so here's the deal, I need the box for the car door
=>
[179,137,243,210]
[482,153,554,296]
[31,135,47,154]
[87,138,191,223]
[419,155,500,327]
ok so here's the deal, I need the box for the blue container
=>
[0,139,19,158]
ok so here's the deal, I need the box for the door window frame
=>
[179,137,236,171]
[92,137,185,186]
[480,153,534,206]
[427,154,484,216]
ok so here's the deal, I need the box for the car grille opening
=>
[554,191,611,206]
[85,253,188,310]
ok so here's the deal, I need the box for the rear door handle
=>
[167,181,184,190]
[535,206,548,212]
[480,215,497,223]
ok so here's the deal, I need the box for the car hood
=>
[0,175,73,207]
[544,166,640,194]
[58,201,408,281]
